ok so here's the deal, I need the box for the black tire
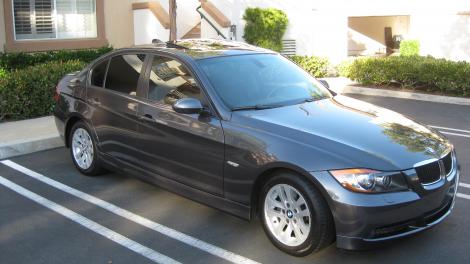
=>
[68,121,106,176]
[259,171,335,256]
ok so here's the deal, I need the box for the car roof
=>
[128,38,275,60]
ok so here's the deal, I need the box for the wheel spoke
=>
[297,217,310,234]
[267,195,284,210]
[285,186,295,204]
[279,186,288,204]
[292,222,305,240]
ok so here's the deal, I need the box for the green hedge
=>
[0,60,86,120]
[289,55,329,78]
[0,46,112,70]
[399,40,420,56]
[343,56,470,96]
[243,7,288,52]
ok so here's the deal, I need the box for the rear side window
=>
[105,54,146,96]
[91,60,108,87]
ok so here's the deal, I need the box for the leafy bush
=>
[336,59,355,78]
[0,67,7,79]
[0,46,112,70]
[243,7,288,52]
[0,60,86,120]
[399,40,420,56]
[289,55,329,78]
[345,56,470,96]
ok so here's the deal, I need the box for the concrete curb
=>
[341,86,470,106]
[0,116,63,159]
[321,77,470,106]
[0,135,64,159]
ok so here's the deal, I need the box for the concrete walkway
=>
[0,116,63,159]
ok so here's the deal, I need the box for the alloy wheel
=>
[264,183,312,247]
[71,128,94,170]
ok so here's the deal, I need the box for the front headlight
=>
[329,168,408,193]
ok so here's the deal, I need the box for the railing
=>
[196,5,227,39]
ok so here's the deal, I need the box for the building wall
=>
[410,13,470,61]
[207,0,348,63]
[104,0,135,48]
[0,2,6,52]
[133,8,169,44]
[0,0,134,52]
[349,16,410,46]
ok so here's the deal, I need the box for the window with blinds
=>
[12,0,97,40]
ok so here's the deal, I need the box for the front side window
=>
[105,54,146,96]
[147,55,203,106]
[197,54,331,109]
[12,0,97,40]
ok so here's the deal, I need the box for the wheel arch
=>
[64,114,96,148]
[250,164,333,221]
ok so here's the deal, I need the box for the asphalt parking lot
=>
[1,95,469,264]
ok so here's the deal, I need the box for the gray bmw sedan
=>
[53,39,459,256]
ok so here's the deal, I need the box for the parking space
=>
[1,95,470,264]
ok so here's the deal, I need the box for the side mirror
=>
[319,79,337,96]
[172,98,204,114]
[319,79,329,89]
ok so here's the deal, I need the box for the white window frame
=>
[11,0,97,41]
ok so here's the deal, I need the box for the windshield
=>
[197,54,331,110]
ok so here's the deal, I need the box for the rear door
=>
[136,53,225,196]
[87,53,148,166]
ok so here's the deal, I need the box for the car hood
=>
[231,95,452,171]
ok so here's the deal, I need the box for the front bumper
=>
[311,160,459,250]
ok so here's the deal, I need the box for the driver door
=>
[136,54,225,196]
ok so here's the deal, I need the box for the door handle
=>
[139,113,155,123]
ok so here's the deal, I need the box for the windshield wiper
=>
[231,104,283,111]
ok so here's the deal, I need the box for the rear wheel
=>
[260,172,335,256]
[69,121,105,176]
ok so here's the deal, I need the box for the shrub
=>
[345,56,470,96]
[0,67,7,79]
[0,46,112,70]
[243,7,288,52]
[0,60,86,121]
[399,40,420,56]
[289,55,329,78]
[336,59,355,78]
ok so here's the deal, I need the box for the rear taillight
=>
[54,85,60,102]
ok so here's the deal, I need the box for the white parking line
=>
[0,175,180,264]
[429,125,470,134]
[460,182,470,189]
[428,125,470,138]
[457,193,470,200]
[439,131,470,138]
[1,160,260,264]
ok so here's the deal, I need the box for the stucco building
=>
[1,0,469,62]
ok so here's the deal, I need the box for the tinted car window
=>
[147,56,203,106]
[91,60,108,87]
[197,54,331,109]
[105,54,146,96]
